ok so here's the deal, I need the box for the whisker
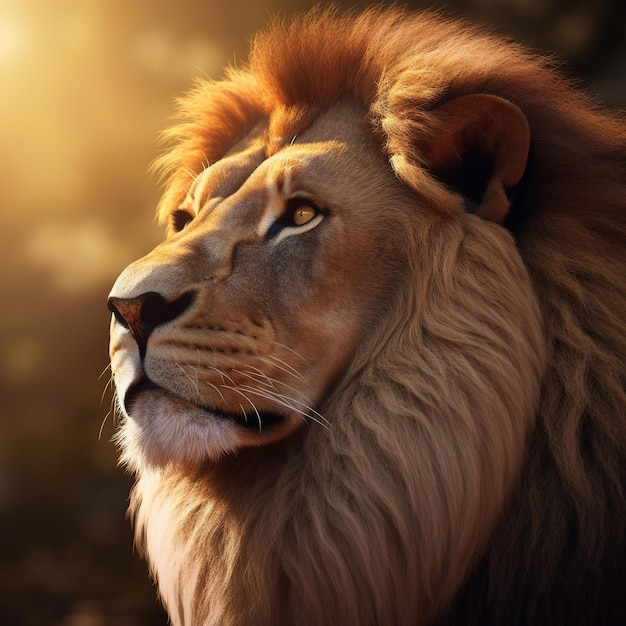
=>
[195,349,202,394]
[232,367,279,392]
[221,385,263,431]
[176,362,201,400]
[236,385,330,430]
[253,337,310,365]
[251,403,262,431]
[260,385,329,427]
[98,363,112,381]
[233,365,330,424]
[111,395,120,426]
[100,376,114,407]
[98,409,112,441]
[177,362,228,402]
[234,365,277,389]
[257,354,304,381]
[207,366,236,387]
[227,369,328,427]
[235,368,310,404]
[265,354,306,380]
[270,340,311,365]
[205,380,225,401]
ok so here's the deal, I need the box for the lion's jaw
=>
[109,102,410,469]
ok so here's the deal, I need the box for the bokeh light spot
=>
[26,219,136,293]
[3,336,44,382]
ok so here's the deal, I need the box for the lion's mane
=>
[128,7,626,625]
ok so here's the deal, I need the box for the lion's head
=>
[109,102,421,465]
[108,7,626,626]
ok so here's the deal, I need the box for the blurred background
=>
[0,0,624,624]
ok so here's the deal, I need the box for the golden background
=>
[0,0,623,624]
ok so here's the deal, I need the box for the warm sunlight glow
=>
[0,16,28,67]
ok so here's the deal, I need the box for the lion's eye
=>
[268,197,323,240]
[292,203,316,226]
[171,209,194,232]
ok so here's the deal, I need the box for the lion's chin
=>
[116,384,291,470]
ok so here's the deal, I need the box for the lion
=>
[107,7,626,626]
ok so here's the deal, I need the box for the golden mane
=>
[128,6,626,625]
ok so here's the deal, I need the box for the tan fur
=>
[109,7,626,625]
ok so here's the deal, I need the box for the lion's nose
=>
[107,291,194,358]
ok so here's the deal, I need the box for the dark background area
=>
[0,0,624,624]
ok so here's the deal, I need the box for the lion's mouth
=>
[124,378,159,412]
[124,377,285,430]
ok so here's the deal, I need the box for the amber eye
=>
[292,203,317,226]
[267,197,323,239]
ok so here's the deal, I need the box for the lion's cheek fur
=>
[321,220,548,614]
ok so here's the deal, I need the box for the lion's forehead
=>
[187,141,345,209]
[174,102,384,225]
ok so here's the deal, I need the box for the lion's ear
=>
[423,94,531,223]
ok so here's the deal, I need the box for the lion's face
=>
[109,102,415,466]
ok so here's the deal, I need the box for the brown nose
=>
[107,291,194,358]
